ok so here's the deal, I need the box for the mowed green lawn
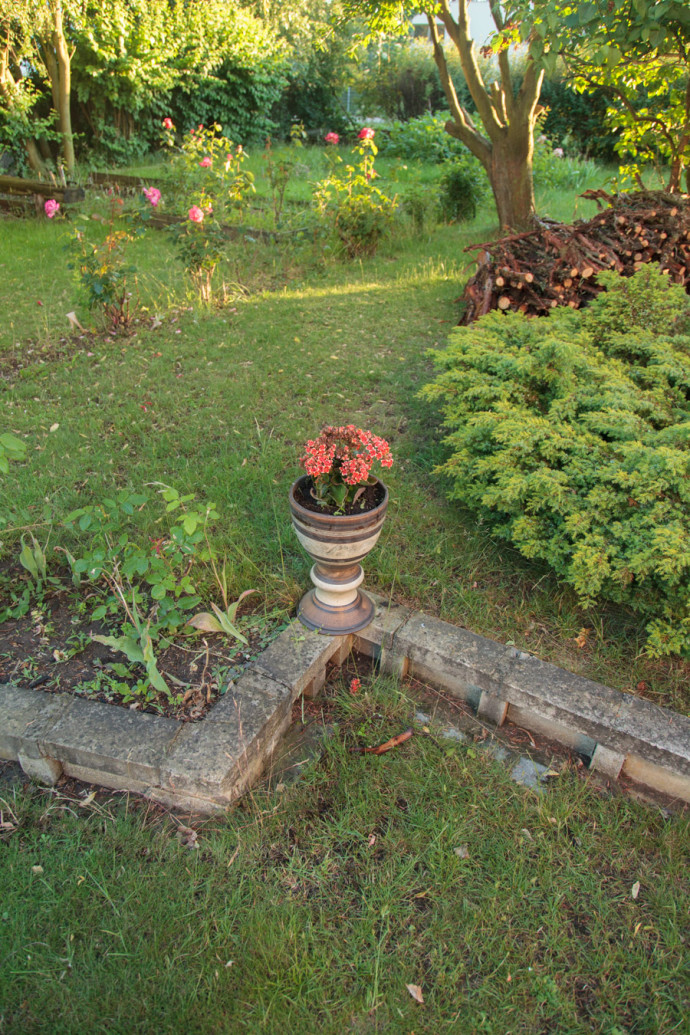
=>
[1,671,688,1034]
[0,158,688,1034]
[1,177,688,711]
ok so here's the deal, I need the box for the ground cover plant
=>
[1,142,689,718]
[0,669,688,1033]
[422,267,690,657]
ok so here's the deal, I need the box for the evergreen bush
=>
[421,267,690,655]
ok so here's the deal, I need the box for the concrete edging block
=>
[40,696,180,785]
[3,590,690,809]
[0,684,74,762]
[357,607,690,801]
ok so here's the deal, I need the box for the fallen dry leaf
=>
[406,983,424,1004]
[66,311,85,332]
[575,628,590,649]
[454,845,470,860]
[632,881,641,900]
[176,825,199,849]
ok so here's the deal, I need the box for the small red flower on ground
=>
[350,678,361,695]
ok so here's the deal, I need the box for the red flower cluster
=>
[301,425,393,487]
[358,127,375,140]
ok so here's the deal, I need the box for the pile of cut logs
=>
[460,190,690,324]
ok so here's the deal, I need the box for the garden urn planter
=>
[289,475,389,634]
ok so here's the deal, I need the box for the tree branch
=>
[437,0,504,139]
[426,13,491,166]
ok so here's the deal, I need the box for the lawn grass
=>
[1,671,688,1034]
[1,165,689,715]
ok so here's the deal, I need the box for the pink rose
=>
[143,186,162,207]
[324,132,339,145]
[199,156,212,168]
[358,127,375,140]
[188,206,204,223]
[162,117,174,130]
[44,199,60,219]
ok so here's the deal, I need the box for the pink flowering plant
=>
[300,425,393,513]
[161,120,254,225]
[68,188,159,330]
[313,128,397,257]
[172,204,227,302]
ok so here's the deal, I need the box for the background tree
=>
[516,0,690,192]
[0,1,76,175]
[344,1,545,231]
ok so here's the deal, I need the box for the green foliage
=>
[60,486,219,702]
[518,0,690,191]
[376,112,471,164]
[438,159,486,222]
[0,432,26,476]
[531,131,602,193]
[421,268,690,655]
[356,38,470,121]
[72,0,286,155]
[540,75,618,163]
[162,122,256,223]
[68,194,154,330]
[313,132,397,257]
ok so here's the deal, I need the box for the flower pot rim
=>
[289,474,389,527]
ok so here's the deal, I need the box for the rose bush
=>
[313,130,398,258]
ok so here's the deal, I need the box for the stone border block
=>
[0,684,73,761]
[41,697,180,785]
[358,609,690,801]
[354,594,413,662]
[17,752,63,785]
[252,620,348,699]
[162,666,296,799]
[590,743,625,780]
[622,753,690,804]
[507,703,597,758]
[478,691,509,726]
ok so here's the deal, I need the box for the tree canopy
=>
[515,0,690,191]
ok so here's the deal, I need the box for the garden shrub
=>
[438,159,487,222]
[356,39,470,121]
[532,132,602,193]
[540,76,619,163]
[376,112,470,164]
[421,267,690,656]
[313,130,397,257]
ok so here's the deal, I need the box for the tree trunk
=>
[488,130,538,232]
[25,137,49,176]
[39,1,75,175]
[428,1,543,233]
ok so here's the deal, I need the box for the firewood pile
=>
[460,190,690,324]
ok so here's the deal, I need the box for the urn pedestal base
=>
[289,476,388,637]
[297,563,376,635]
